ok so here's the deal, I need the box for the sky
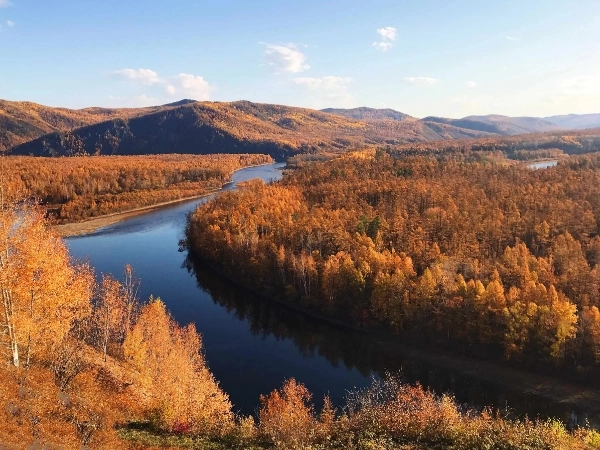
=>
[1,0,599,118]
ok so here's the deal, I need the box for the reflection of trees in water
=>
[183,254,593,428]
[183,254,380,377]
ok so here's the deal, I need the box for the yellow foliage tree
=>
[123,298,233,434]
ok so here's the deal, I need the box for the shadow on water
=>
[184,253,600,427]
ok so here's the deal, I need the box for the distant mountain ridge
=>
[2,99,599,158]
[323,108,600,136]
[5,100,494,159]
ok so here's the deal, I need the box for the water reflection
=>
[185,254,600,427]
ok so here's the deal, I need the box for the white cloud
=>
[6,20,14,27]
[107,94,160,108]
[292,76,353,108]
[132,95,160,106]
[505,36,520,41]
[465,80,477,88]
[166,73,212,100]
[111,68,214,100]
[377,27,397,41]
[0,0,12,7]
[555,75,600,95]
[403,76,439,86]
[112,68,161,85]
[372,42,393,52]
[373,26,397,52]
[264,43,309,73]
[293,76,351,90]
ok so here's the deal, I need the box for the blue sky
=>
[1,0,599,118]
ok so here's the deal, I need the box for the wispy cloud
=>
[111,68,214,100]
[465,80,477,88]
[293,76,353,107]
[293,76,351,90]
[505,36,520,42]
[373,26,397,52]
[113,68,161,85]
[556,75,600,95]
[372,42,393,52]
[403,76,439,86]
[264,43,309,74]
[0,0,12,7]
[6,20,14,27]
[107,94,160,107]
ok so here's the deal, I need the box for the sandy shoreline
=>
[54,191,218,237]
[54,161,278,238]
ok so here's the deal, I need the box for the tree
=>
[259,378,317,449]
[123,298,233,434]
[0,204,93,368]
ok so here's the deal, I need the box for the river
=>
[66,162,598,427]
[528,160,559,169]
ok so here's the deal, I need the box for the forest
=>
[186,150,600,379]
[0,153,272,223]
[2,178,600,449]
[387,128,600,159]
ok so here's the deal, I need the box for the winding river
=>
[66,162,598,427]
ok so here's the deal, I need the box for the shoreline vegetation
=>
[190,254,600,423]
[1,203,599,448]
[53,192,219,237]
[0,154,274,237]
[53,161,277,237]
[185,150,600,418]
[3,153,600,447]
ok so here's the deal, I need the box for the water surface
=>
[67,162,597,426]
[528,160,559,169]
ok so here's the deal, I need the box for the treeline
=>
[387,128,600,159]
[2,202,597,450]
[1,153,272,223]
[186,151,600,376]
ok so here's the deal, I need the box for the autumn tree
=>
[0,203,93,368]
[123,298,233,434]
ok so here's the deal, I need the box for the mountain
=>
[0,99,174,152]
[324,108,600,136]
[321,107,414,121]
[545,113,600,130]
[7,100,494,159]
[4,101,599,157]
[424,115,560,135]
[425,113,600,136]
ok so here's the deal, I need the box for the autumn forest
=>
[4,100,600,449]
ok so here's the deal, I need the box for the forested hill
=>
[323,108,600,136]
[5,100,494,159]
[321,106,414,121]
[0,99,176,152]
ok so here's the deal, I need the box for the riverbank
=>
[55,162,277,237]
[54,191,218,237]
[189,256,600,425]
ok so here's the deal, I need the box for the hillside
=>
[547,113,600,130]
[7,100,493,159]
[321,107,600,136]
[425,113,600,135]
[0,99,177,152]
[321,106,414,121]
